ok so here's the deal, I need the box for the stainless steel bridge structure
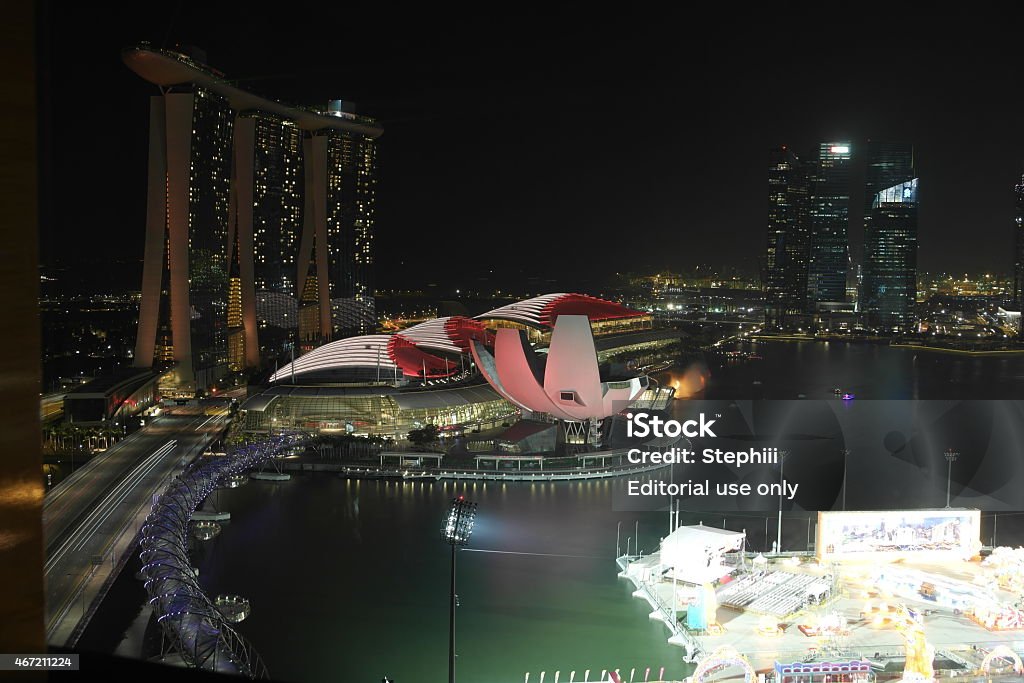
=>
[138,433,305,678]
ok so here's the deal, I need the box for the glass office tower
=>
[765,146,811,327]
[807,142,852,310]
[1015,174,1024,310]
[861,143,917,331]
[862,178,919,330]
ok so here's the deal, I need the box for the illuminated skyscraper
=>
[861,143,917,330]
[233,112,304,359]
[863,142,915,216]
[1015,174,1024,310]
[132,83,233,392]
[227,230,246,373]
[765,146,810,326]
[807,142,852,309]
[125,46,382,391]
[862,178,919,330]
[321,129,378,337]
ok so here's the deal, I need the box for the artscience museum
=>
[240,293,679,440]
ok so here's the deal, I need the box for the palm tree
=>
[54,422,71,451]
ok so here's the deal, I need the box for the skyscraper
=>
[765,146,810,327]
[132,84,234,391]
[1015,174,1024,310]
[233,111,305,360]
[327,129,378,338]
[861,143,918,331]
[807,142,852,309]
[862,178,920,330]
[125,46,383,393]
[863,142,915,214]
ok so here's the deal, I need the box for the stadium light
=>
[441,495,477,546]
[944,449,959,508]
[441,496,477,683]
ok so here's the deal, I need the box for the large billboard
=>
[816,509,981,562]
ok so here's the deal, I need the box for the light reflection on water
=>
[658,340,1024,400]
[193,474,689,683]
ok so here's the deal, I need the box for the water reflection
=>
[193,474,686,682]
[657,340,1024,400]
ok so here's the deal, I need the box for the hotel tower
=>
[124,45,382,392]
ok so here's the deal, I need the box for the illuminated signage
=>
[829,145,850,154]
[816,509,981,561]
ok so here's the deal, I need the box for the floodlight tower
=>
[944,449,959,508]
[441,496,477,683]
[776,450,789,554]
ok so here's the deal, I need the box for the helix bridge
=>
[138,432,305,678]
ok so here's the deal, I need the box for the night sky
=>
[37,6,1024,293]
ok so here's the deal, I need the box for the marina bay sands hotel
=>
[124,45,381,393]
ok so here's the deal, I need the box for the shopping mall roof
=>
[268,294,645,384]
[270,317,490,383]
[240,382,502,413]
[475,293,645,330]
[391,385,501,410]
[65,367,160,398]
[270,336,396,383]
[398,317,488,355]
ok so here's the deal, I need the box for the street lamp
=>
[776,450,789,554]
[944,449,959,508]
[841,449,850,511]
[441,495,477,683]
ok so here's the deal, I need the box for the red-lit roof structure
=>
[270,293,641,384]
[475,293,644,330]
[398,316,492,354]
[270,316,489,382]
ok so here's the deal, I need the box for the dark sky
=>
[37,5,1024,292]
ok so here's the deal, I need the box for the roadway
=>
[44,407,230,646]
[40,391,65,423]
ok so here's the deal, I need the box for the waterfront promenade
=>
[751,332,1024,356]
[278,449,671,481]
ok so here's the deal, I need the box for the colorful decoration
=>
[692,646,755,683]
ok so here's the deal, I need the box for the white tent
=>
[660,524,745,584]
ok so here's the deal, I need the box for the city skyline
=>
[37,8,1024,294]
[17,8,1024,681]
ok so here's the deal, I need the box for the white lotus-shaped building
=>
[470,314,647,422]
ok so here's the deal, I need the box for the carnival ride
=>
[690,646,756,683]
[861,602,934,682]
[978,645,1024,676]
[798,611,850,638]
[871,564,1024,631]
